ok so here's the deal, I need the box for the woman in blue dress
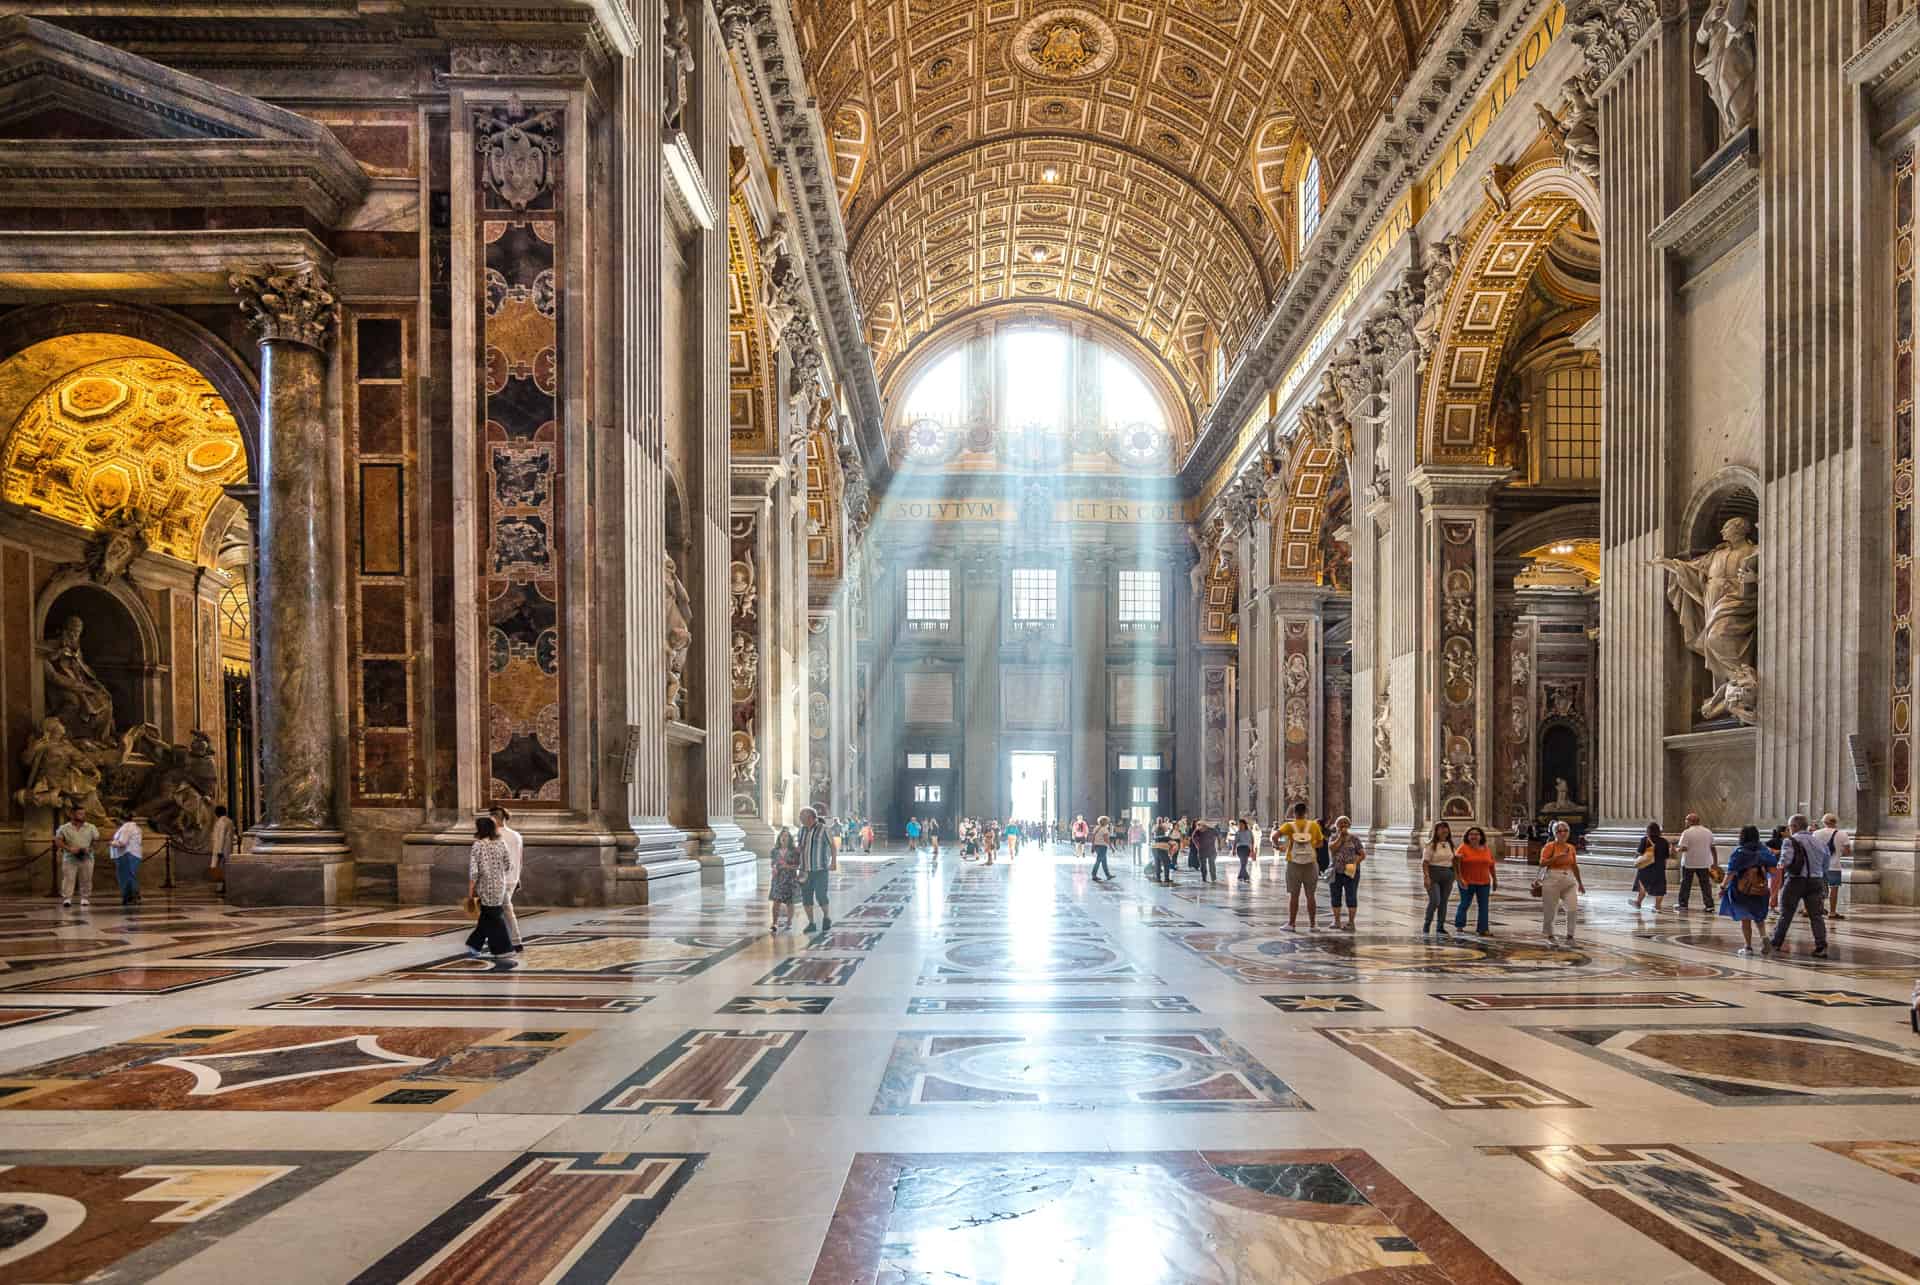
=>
[1718,823,1775,954]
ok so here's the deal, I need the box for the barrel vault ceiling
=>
[791,0,1453,415]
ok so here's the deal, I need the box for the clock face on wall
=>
[903,417,950,460]
[1111,421,1172,467]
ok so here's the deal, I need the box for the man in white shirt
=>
[55,805,98,908]
[108,816,143,906]
[1674,812,1718,911]
[489,806,524,953]
[1814,811,1851,920]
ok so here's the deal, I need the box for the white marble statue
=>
[1696,0,1756,144]
[1654,516,1760,724]
[664,554,693,723]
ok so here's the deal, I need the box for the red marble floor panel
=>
[0,1024,584,1112]
[346,1152,701,1283]
[0,1150,367,1283]
[0,965,274,994]
[809,1150,1514,1283]
[585,1028,802,1114]
[256,991,654,1014]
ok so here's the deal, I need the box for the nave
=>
[0,847,1918,1282]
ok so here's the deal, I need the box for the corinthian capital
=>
[230,263,338,350]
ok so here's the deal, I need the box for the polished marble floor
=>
[2,847,1919,1282]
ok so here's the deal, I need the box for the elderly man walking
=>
[1769,813,1830,958]
[797,806,837,935]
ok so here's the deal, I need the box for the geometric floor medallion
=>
[1523,1022,1920,1106]
[917,936,1158,985]
[871,1029,1307,1112]
[1487,1144,1920,1282]
[345,1153,703,1284]
[810,1150,1514,1283]
[1167,931,1761,984]
[0,1149,369,1283]
[0,1025,584,1112]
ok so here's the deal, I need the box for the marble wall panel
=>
[1892,145,1915,816]
[347,312,421,807]
[1436,520,1479,821]
[1678,238,1764,491]
[2,545,26,821]
[478,103,566,806]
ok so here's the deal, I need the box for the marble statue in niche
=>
[664,554,694,723]
[42,616,116,745]
[663,9,696,136]
[15,717,104,816]
[1695,0,1756,144]
[1654,515,1760,725]
[1372,681,1393,780]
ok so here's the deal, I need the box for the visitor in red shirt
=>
[1452,826,1498,936]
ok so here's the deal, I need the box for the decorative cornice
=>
[1407,464,1512,509]
[720,0,889,493]
[448,41,593,82]
[230,263,338,351]
[1847,9,1920,146]
[1649,134,1759,278]
[1178,0,1548,495]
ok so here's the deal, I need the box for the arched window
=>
[1297,150,1323,256]
[901,345,968,431]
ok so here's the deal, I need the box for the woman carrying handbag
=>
[1632,820,1669,910]
[1536,820,1586,945]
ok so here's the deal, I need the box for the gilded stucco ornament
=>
[229,263,337,350]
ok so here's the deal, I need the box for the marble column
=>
[227,263,352,903]
[1372,347,1425,853]
[729,465,777,848]
[1410,467,1509,835]
[960,544,1002,817]
[1069,544,1110,818]
[1271,586,1327,817]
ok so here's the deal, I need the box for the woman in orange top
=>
[1537,820,1586,945]
[1452,826,1498,935]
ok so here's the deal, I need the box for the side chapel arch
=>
[1418,161,1601,466]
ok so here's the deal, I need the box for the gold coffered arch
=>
[850,136,1266,405]
[726,191,776,453]
[1272,427,1343,584]
[792,0,1449,390]
[1420,163,1598,466]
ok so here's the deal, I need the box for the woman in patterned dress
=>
[768,826,800,932]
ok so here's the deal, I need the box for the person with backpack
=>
[1718,824,1775,954]
[1768,813,1830,957]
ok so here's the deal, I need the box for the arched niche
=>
[36,576,161,738]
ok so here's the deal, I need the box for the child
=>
[768,827,799,931]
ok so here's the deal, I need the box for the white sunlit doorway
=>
[1009,751,1057,835]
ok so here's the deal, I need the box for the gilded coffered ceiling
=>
[0,353,247,562]
[792,0,1450,403]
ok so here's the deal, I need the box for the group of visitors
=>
[53,802,238,908]
[1641,810,1848,957]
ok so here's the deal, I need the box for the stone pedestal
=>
[227,264,353,903]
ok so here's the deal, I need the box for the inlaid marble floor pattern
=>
[2,848,1919,1282]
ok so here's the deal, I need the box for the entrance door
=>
[1009,751,1056,829]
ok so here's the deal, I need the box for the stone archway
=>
[1419,163,1600,467]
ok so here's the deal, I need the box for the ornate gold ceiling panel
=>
[850,137,1265,399]
[1,353,247,562]
[727,191,776,452]
[791,0,1446,404]
[1272,428,1341,584]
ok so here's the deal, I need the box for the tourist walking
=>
[1152,818,1178,883]
[1632,820,1669,910]
[983,821,1000,865]
[797,806,837,934]
[1814,811,1851,919]
[1129,817,1146,865]
[768,826,799,931]
[1191,819,1219,882]
[109,814,142,906]
[1768,813,1830,958]
[860,818,873,853]
[1453,826,1497,935]
[1072,814,1089,859]
[1232,817,1255,882]
[905,816,922,853]
[1279,802,1321,930]
[463,816,519,969]
[1719,824,1774,954]
[1536,820,1585,944]
[1421,821,1457,936]
[489,806,524,955]
[206,804,236,897]
[1090,816,1113,880]
[926,817,942,858]
[1674,813,1718,910]
[55,804,96,908]
[1006,819,1022,858]
[1327,815,1364,931]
